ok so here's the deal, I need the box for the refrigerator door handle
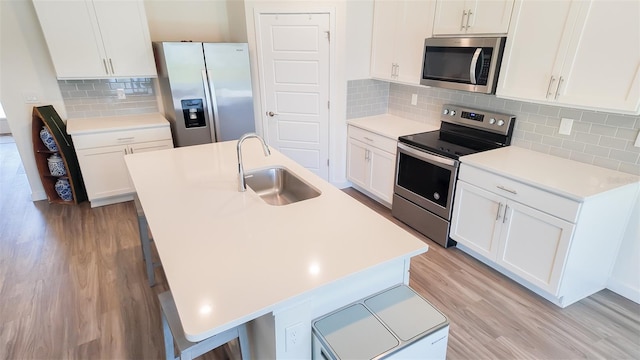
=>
[201,69,218,142]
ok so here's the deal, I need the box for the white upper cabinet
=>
[33,0,157,79]
[370,0,436,84]
[496,0,640,115]
[433,0,514,35]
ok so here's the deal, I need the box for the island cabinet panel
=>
[452,161,638,307]
[432,0,514,36]
[347,125,397,208]
[32,0,156,79]
[496,0,640,114]
[370,0,435,84]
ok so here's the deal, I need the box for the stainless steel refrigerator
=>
[153,42,256,147]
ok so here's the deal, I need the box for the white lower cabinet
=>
[71,123,173,207]
[347,125,397,207]
[453,181,575,294]
[451,163,636,307]
[77,140,172,205]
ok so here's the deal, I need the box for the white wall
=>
[0,0,67,201]
[144,1,232,42]
[609,199,640,303]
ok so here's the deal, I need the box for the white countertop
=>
[66,113,169,134]
[124,141,427,342]
[347,114,439,139]
[460,146,640,200]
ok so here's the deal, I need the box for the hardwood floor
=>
[0,135,638,359]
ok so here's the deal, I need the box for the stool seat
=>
[159,291,251,360]
[134,194,161,286]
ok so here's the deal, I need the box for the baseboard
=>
[31,190,47,201]
[607,278,640,304]
[0,118,10,134]
[331,180,352,189]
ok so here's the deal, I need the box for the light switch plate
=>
[117,88,126,100]
[559,118,573,135]
[411,94,418,106]
[634,131,640,148]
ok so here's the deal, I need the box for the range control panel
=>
[441,104,515,135]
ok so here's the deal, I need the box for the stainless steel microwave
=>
[421,37,506,94]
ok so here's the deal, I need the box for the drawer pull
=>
[117,137,135,141]
[497,185,517,195]
[363,136,374,142]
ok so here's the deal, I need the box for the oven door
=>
[394,143,459,220]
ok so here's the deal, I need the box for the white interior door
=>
[256,13,330,180]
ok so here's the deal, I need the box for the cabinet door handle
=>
[496,202,503,221]
[103,59,110,75]
[364,149,369,161]
[123,148,128,155]
[554,76,564,100]
[546,76,556,99]
[460,10,467,30]
[108,58,115,74]
[466,9,473,29]
[129,146,134,154]
[496,185,517,194]
[503,204,510,224]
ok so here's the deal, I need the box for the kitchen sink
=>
[244,166,321,206]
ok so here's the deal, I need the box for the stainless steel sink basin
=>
[244,166,321,206]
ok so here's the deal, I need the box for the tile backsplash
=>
[58,78,158,118]
[346,80,640,175]
[346,79,389,119]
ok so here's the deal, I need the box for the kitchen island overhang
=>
[125,139,428,358]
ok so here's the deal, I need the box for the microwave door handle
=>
[470,48,482,85]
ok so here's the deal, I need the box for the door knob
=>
[267,111,278,117]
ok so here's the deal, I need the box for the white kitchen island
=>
[124,140,428,359]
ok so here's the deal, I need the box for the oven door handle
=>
[470,48,482,85]
[397,143,457,167]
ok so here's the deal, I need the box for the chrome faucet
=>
[237,133,271,192]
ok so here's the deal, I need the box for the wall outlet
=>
[117,88,126,100]
[411,93,418,106]
[24,93,40,104]
[285,322,304,352]
[559,118,573,135]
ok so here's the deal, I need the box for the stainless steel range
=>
[392,104,515,248]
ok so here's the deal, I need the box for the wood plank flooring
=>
[0,135,638,359]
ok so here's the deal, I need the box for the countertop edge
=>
[66,113,169,135]
[460,148,640,201]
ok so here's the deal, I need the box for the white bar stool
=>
[134,194,161,286]
[158,291,251,360]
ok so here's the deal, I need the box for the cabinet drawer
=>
[348,125,397,154]
[459,164,581,222]
[72,126,172,150]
